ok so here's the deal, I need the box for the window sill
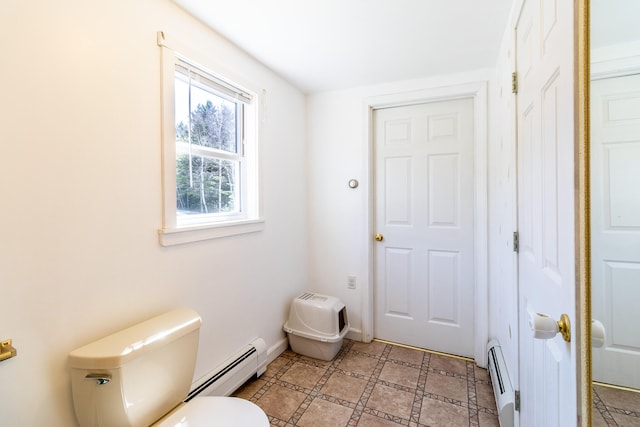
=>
[159,218,264,246]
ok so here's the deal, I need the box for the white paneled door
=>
[591,74,640,389]
[515,0,577,425]
[373,98,475,358]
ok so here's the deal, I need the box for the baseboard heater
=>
[186,338,267,401]
[487,340,515,427]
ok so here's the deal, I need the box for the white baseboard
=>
[346,328,363,342]
[266,336,289,365]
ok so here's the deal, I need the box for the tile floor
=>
[592,383,640,426]
[233,339,500,426]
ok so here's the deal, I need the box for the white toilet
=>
[68,308,269,427]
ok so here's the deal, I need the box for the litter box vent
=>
[297,292,329,302]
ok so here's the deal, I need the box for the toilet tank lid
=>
[68,308,202,369]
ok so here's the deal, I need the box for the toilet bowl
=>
[68,308,269,427]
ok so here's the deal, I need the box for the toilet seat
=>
[154,396,269,426]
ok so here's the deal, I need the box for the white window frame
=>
[158,33,263,246]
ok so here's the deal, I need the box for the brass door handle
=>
[375,233,384,242]
[529,312,571,342]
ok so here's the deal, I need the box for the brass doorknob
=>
[375,233,384,242]
[529,312,571,342]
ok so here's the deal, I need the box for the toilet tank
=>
[68,308,202,427]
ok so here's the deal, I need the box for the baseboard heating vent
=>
[487,339,515,427]
[186,338,267,401]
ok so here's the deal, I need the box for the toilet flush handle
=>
[85,373,112,385]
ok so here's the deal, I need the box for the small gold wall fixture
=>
[0,339,17,362]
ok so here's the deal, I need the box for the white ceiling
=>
[173,0,514,93]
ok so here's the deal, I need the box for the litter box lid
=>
[283,293,348,341]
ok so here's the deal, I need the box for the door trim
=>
[362,81,489,366]
[592,41,640,81]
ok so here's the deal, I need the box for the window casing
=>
[159,42,262,245]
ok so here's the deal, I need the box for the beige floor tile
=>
[265,356,290,377]
[378,361,420,388]
[612,412,640,427]
[591,407,610,427]
[387,345,425,366]
[425,372,469,403]
[233,377,266,400]
[429,353,468,376]
[419,397,469,426]
[338,352,380,377]
[356,413,405,426]
[595,384,640,413]
[256,384,306,421]
[297,397,353,427]
[298,354,335,367]
[258,340,494,426]
[475,381,497,410]
[475,365,490,382]
[366,383,414,419]
[321,372,368,403]
[352,340,387,356]
[279,361,327,389]
[478,411,500,427]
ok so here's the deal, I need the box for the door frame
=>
[362,81,489,366]
[591,41,640,81]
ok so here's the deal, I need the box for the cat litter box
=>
[283,292,349,361]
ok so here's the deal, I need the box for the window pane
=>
[175,76,190,144]
[176,154,239,216]
[174,72,238,154]
[165,57,255,236]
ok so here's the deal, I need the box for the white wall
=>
[591,0,640,49]
[306,69,494,343]
[591,0,640,79]
[0,1,307,425]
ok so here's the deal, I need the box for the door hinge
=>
[513,231,519,253]
[515,390,520,411]
[512,72,518,94]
